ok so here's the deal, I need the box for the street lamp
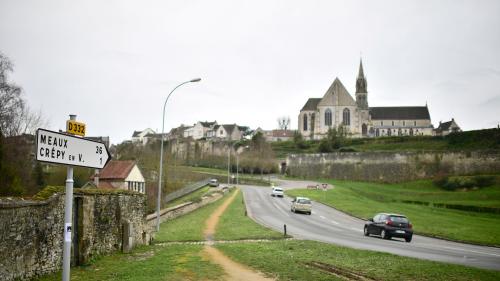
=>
[236,145,249,185]
[156,78,201,232]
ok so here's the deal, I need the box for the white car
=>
[271,187,284,197]
[208,179,219,187]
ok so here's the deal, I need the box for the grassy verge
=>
[217,240,500,281]
[286,179,500,246]
[164,186,211,208]
[190,166,272,186]
[155,190,233,242]
[215,190,285,240]
[35,244,225,281]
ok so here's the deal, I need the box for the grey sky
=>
[1,0,499,144]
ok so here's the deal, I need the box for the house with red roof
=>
[92,160,146,194]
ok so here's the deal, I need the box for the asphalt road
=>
[240,180,500,271]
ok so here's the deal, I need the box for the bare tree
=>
[277,116,291,130]
[0,52,47,136]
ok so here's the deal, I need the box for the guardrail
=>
[163,178,211,203]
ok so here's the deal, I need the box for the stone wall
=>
[0,190,148,281]
[286,151,500,183]
[146,190,224,229]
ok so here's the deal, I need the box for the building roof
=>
[132,131,141,137]
[301,98,322,111]
[97,160,136,180]
[318,78,357,107]
[369,106,430,120]
[200,121,217,127]
[437,121,453,131]
[222,124,236,135]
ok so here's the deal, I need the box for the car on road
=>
[291,197,312,215]
[271,187,284,197]
[208,179,219,187]
[364,213,413,242]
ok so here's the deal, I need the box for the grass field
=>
[286,179,500,246]
[34,186,500,281]
[215,191,285,240]
[217,240,500,281]
[154,190,231,242]
[35,244,225,281]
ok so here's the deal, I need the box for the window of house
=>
[220,130,223,135]
[303,115,308,131]
[403,121,406,126]
[325,109,332,126]
[414,121,416,126]
[343,108,350,126]
[381,121,384,126]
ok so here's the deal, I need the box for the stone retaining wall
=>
[286,151,500,183]
[0,191,148,281]
[147,190,224,230]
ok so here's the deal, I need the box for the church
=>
[298,60,434,139]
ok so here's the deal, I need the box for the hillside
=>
[272,128,500,158]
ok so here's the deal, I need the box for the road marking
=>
[330,220,339,225]
[320,215,326,219]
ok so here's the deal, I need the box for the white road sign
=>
[36,128,111,169]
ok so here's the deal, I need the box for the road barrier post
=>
[284,224,287,237]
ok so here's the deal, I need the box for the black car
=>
[364,213,413,242]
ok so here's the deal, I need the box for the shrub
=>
[432,172,449,188]
[474,175,496,187]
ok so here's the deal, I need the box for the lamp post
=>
[236,145,249,185]
[156,78,201,232]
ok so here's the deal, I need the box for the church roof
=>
[301,98,322,111]
[318,78,357,107]
[370,106,430,120]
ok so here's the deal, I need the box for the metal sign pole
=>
[62,114,76,281]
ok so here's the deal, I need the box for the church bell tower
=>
[355,59,368,110]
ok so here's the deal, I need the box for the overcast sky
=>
[1,0,499,144]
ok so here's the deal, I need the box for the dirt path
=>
[202,189,275,281]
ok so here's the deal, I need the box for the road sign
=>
[36,128,111,169]
[66,120,86,136]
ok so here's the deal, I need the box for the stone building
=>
[298,60,434,139]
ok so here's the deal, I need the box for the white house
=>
[131,128,156,145]
[190,121,218,140]
[435,118,462,136]
[213,124,243,141]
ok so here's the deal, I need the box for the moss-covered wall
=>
[286,151,500,182]
[0,189,148,281]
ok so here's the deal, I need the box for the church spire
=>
[356,58,367,94]
[355,58,368,109]
[358,59,365,79]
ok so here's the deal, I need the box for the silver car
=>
[291,197,312,215]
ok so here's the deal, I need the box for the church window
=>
[303,115,308,131]
[343,108,350,126]
[325,109,332,126]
